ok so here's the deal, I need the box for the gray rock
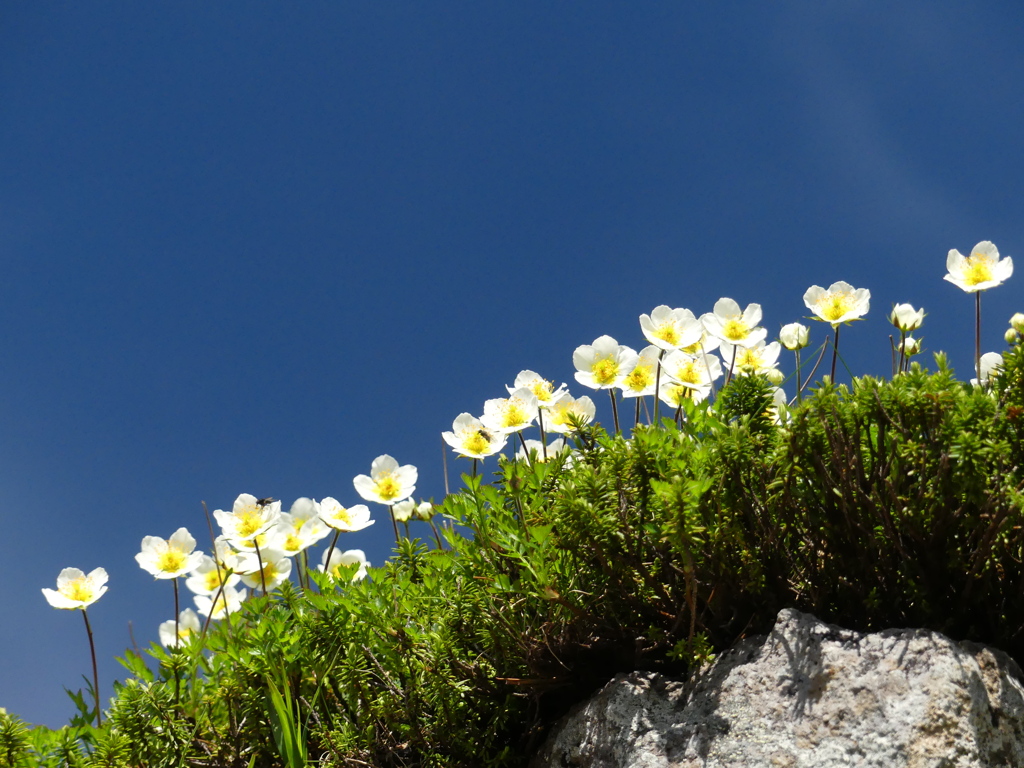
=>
[531,609,1024,767]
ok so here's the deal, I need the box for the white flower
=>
[803,281,870,326]
[638,305,703,351]
[680,329,720,356]
[318,498,374,532]
[619,346,662,398]
[719,341,782,376]
[194,584,246,621]
[353,455,417,505]
[661,350,723,390]
[158,609,201,649]
[507,371,568,407]
[701,298,767,348]
[779,322,810,351]
[135,528,205,580]
[184,552,241,596]
[319,548,369,582]
[971,352,1004,386]
[237,548,293,592]
[1010,313,1024,334]
[481,388,539,434]
[545,395,597,434]
[442,413,508,458]
[267,516,331,557]
[945,241,1013,293]
[572,335,639,389]
[42,567,108,610]
[213,494,282,550]
[658,381,710,409]
[889,304,925,332]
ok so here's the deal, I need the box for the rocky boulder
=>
[532,608,1024,767]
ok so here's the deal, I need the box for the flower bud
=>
[1011,313,1024,334]
[765,368,785,385]
[779,322,809,351]
[392,499,416,523]
[900,337,921,357]
[1006,328,1020,345]
[413,501,435,521]
[890,303,925,332]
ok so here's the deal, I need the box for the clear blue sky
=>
[2,3,1021,727]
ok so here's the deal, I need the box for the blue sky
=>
[2,3,1021,727]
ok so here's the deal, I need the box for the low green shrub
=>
[10,344,1024,767]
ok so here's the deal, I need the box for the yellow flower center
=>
[674,361,701,385]
[328,506,353,526]
[722,319,750,341]
[529,379,556,402]
[653,324,680,346]
[664,384,689,407]
[624,363,654,392]
[962,255,994,286]
[816,292,855,323]
[61,578,94,603]
[679,335,704,358]
[202,569,225,592]
[591,357,620,386]
[283,533,302,553]
[156,550,187,574]
[235,506,265,538]
[374,474,401,501]
[500,399,529,428]
[464,430,491,455]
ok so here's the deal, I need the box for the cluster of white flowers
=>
[42,239,1018,662]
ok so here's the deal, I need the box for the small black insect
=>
[255,497,276,507]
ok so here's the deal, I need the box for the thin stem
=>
[324,530,341,580]
[172,579,181,704]
[441,437,451,497]
[975,291,982,384]
[830,324,841,382]
[254,540,268,595]
[608,389,620,435]
[517,431,532,466]
[653,352,664,424]
[634,397,641,429]
[799,336,831,395]
[429,519,445,550]
[82,609,101,727]
[389,505,400,547]
[538,409,548,460]
[794,349,803,404]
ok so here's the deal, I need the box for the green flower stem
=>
[81,608,101,727]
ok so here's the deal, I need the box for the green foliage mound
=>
[4,345,1023,767]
